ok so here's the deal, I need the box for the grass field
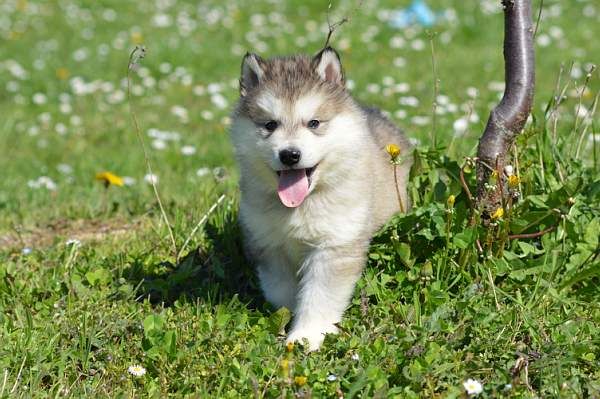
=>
[1,0,599,397]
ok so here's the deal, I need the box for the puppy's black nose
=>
[279,148,301,166]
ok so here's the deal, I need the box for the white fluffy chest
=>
[241,190,369,251]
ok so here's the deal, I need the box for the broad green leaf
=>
[163,330,177,359]
[267,307,291,335]
[85,268,111,286]
[517,241,544,256]
[396,242,411,264]
[144,314,165,334]
[583,218,599,247]
[560,262,600,290]
[526,195,549,209]
[453,227,476,249]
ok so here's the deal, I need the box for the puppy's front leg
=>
[256,249,297,311]
[287,245,366,351]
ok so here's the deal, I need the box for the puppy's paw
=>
[286,323,338,351]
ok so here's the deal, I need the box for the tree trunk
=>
[476,0,535,220]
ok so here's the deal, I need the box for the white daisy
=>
[127,365,146,377]
[211,93,228,110]
[122,176,136,186]
[70,115,82,126]
[144,174,159,185]
[453,117,469,135]
[411,115,430,126]
[196,167,210,177]
[193,85,206,96]
[32,93,47,105]
[152,13,172,28]
[393,57,407,68]
[181,145,196,156]
[151,139,167,150]
[466,87,479,98]
[170,105,189,123]
[27,176,57,191]
[394,110,407,120]
[463,378,483,395]
[55,123,67,135]
[57,164,73,174]
[411,39,425,51]
[536,34,551,47]
[59,103,72,114]
[201,110,214,120]
[399,96,419,107]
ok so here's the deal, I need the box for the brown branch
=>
[323,16,348,49]
[322,0,364,49]
[476,0,535,218]
[459,163,474,210]
[475,239,484,253]
[508,225,555,240]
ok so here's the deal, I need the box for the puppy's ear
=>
[312,47,344,85]
[240,53,265,97]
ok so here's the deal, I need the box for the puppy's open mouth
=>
[276,165,317,184]
[276,165,317,208]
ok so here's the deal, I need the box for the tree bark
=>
[476,0,535,219]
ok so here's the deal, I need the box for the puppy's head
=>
[231,47,364,208]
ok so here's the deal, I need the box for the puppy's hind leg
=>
[257,250,297,311]
[287,245,366,351]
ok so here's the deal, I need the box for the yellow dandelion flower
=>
[8,31,22,40]
[131,31,144,45]
[56,67,70,80]
[385,144,401,160]
[420,261,433,277]
[96,171,124,187]
[286,342,294,352]
[16,0,27,12]
[508,174,520,188]
[280,359,290,378]
[294,376,307,386]
[491,207,504,220]
[280,359,289,371]
[447,195,456,207]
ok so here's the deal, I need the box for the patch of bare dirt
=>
[0,217,145,252]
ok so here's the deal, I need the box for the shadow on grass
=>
[121,213,264,309]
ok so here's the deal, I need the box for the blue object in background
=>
[389,0,438,29]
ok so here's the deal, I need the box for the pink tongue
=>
[277,169,309,208]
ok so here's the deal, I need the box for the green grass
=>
[1,0,599,397]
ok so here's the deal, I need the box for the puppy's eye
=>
[264,120,278,132]
[307,119,320,129]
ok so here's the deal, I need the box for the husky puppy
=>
[231,47,412,350]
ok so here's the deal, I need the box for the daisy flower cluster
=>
[0,0,597,206]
